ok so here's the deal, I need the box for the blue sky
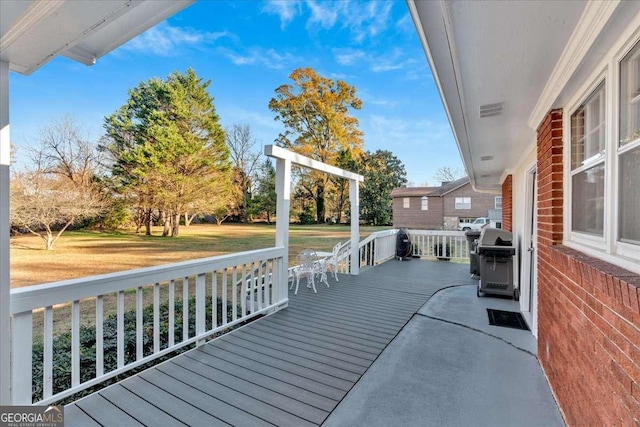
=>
[9,0,462,186]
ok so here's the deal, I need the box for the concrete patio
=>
[65,259,564,426]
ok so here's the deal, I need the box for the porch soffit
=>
[408,0,586,191]
[0,0,194,75]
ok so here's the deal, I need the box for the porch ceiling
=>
[408,0,585,191]
[0,0,194,76]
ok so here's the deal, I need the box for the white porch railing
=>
[408,230,470,260]
[344,229,470,271]
[10,247,286,405]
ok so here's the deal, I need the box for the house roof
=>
[391,177,469,198]
[1,0,194,76]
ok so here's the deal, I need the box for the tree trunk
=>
[172,213,180,237]
[162,215,171,237]
[316,183,325,224]
[266,211,271,224]
[184,213,193,227]
[144,208,152,236]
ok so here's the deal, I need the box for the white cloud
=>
[122,22,229,56]
[349,1,393,43]
[222,47,303,70]
[306,0,339,29]
[262,1,301,29]
[334,49,366,66]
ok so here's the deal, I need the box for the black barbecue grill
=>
[476,228,518,300]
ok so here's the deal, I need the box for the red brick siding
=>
[536,109,640,425]
[502,175,513,232]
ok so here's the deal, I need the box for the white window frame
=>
[495,196,503,210]
[568,80,607,239]
[563,28,640,275]
[455,197,471,210]
[403,197,410,208]
[421,196,428,210]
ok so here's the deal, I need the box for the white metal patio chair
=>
[291,249,319,294]
[291,249,331,294]
[324,242,341,282]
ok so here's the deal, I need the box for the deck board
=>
[65,260,473,426]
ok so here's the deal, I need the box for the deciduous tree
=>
[434,166,464,183]
[10,118,108,249]
[269,67,364,223]
[226,124,261,222]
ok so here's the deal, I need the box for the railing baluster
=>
[117,291,124,369]
[136,286,143,360]
[266,261,273,306]
[222,268,228,325]
[71,300,80,387]
[212,272,218,329]
[241,264,247,317]
[153,283,160,353]
[96,295,104,377]
[249,262,255,314]
[196,273,205,346]
[43,306,53,399]
[11,310,32,404]
[232,267,238,322]
[168,280,175,348]
[183,277,189,341]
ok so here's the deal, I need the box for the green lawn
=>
[10,223,387,288]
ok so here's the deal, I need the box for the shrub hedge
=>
[32,295,242,404]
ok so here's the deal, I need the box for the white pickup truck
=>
[458,217,499,231]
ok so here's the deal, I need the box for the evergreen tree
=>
[102,69,231,236]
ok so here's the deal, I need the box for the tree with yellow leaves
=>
[269,67,364,223]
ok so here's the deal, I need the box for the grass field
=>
[10,223,386,288]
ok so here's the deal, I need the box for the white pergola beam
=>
[265,145,364,182]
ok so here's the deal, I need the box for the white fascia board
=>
[528,0,620,130]
[406,0,477,190]
[264,145,364,182]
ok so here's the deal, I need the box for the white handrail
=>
[355,229,470,269]
[10,247,287,405]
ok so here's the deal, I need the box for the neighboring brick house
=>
[391,177,502,229]
[412,1,640,424]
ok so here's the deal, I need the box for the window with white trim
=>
[495,196,502,209]
[570,82,606,236]
[619,40,640,245]
[455,197,471,209]
[403,197,410,208]
[565,34,640,272]
[421,196,428,210]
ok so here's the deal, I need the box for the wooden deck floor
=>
[65,259,473,426]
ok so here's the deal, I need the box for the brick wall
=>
[502,175,512,232]
[536,109,640,425]
[442,183,497,218]
[392,197,444,229]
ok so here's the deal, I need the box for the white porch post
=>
[275,157,291,299]
[349,178,360,275]
[0,60,11,405]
